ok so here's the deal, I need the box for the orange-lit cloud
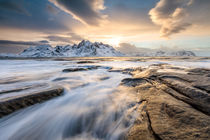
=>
[149,0,193,38]
[49,0,106,26]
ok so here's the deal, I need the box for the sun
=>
[107,37,121,47]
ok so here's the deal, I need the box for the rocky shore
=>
[0,87,64,118]
[120,64,210,140]
[0,58,210,140]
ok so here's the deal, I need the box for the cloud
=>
[117,43,151,54]
[0,40,49,46]
[149,0,193,38]
[49,0,106,25]
[46,32,84,43]
[67,32,84,41]
[0,0,29,15]
[46,35,73,43]
[0,0,69,33]
[47,4,59,15]
[0,40,49,53]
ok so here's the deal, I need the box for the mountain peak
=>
[78,40,92,47]
[19,40,124,57]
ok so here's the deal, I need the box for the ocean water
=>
[0,57,209,140]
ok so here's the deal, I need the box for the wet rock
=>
[108,68,142,75]
[121,78,148,87]
[194,85,210,93]
[52,77,69,81]
[0,87,64,118]
[62,66,99,72]
[125,65,210,140]
[108,69,122,73]
[188,68,210,75]
[77,61,95,64]
[127,81,210,139]
[99,76,110,81]
[159,76,210,101]
[63,68,89,72]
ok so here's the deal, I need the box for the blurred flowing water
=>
[0,60,140,140]
[1,58,210,140]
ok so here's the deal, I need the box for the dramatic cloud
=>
[117,43,150,54]
[47,4,59,15]
[49,0,106,25]
[0,0,29,15]
[46,35,72,43]
[149,0,193,38]
[46,32,83,43]
[67,32,84,41]
[0,40,49,53]
[0,40,49,46]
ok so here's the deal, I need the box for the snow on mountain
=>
[154,50,196,57]
[128,50,196,57]
[19,40,124,57]
[170,51,196,57]
[2,40,196,57]
[20,45,57,57]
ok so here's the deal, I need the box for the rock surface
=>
[121,64,210,140]
[0,87,64,118]
[62,65,100,72]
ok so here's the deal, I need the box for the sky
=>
[0,0,210,56]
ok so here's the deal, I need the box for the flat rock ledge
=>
[62,66,100,72]
[121,65,210,140]
[0,87,64,118]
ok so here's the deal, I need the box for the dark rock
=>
[63,68,89,72]
[108,68,141,75]
[121,78,148,87]
[80,65,100,70]
[194,85,210,93]
[0,87,64,118]
[188,68,210,75]
[77,61,95,64]
[99,77,110,81]
[52,77,69,81]
[63,65,110,72]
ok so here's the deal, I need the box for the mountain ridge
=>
[19,40,124,57]
[0,40,196,57]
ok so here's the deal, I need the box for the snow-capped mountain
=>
[127,50,196,57]
[19,40,124,57]
[154,50,196,57]
[1,40,196,57]
[169,50,196,57]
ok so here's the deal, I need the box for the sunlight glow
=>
[106,37,121,47]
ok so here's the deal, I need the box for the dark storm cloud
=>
[0,0,29,15]
[47,4,59,15]
[0,40,49,53]
[46,35,73,43]
[0,0,69,32]
[46,32,83,43]
[67,32,83,41]
[149,0,193,37]
[49,0,106,25]
[187,0,210,25]
[0,40,49,46]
